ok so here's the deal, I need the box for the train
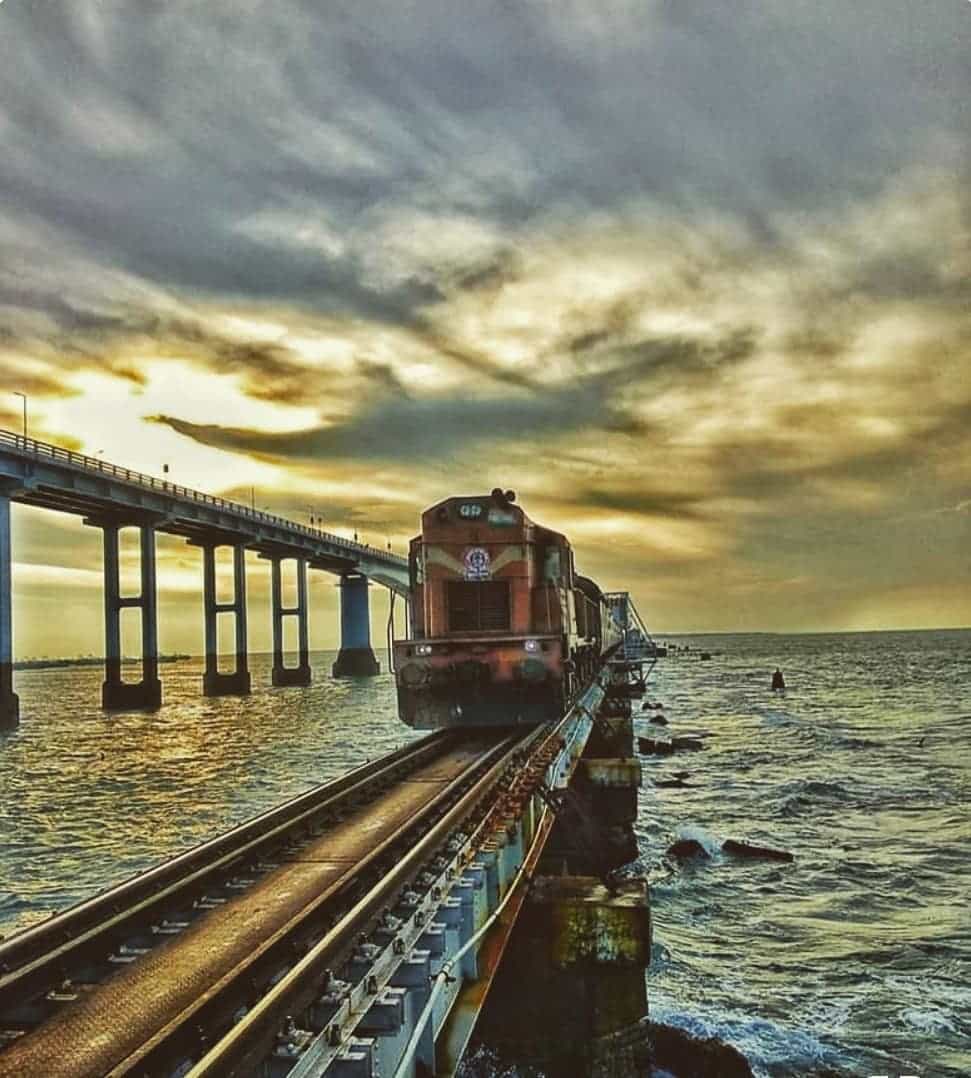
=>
[393,490,622,729]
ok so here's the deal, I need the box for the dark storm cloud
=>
[150,381,610,462]
[147,317,768,462]
[558,486,711,522]
[414,329,543,391]
[1,0,968,325]
[2,0,970,633]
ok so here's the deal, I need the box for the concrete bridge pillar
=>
[0,494,19,731]
[201,543,251,697]
[100,522,162,711]
[475,876,651,1077]
[333,573,379,677]
[270,555,311,687]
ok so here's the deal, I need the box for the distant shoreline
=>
[14,655,191,671]
[12,627,968,670]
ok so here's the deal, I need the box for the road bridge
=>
[0,428,410,728]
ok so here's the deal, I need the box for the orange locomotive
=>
[393,490,621,729]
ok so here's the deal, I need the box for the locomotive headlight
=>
[524,639,539,652]
[416,644,433,656]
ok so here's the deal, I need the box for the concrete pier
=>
[0,494,18,730]
[269,555,311,686]
[333,572,380,677]
[475,876,651,1077]
[473,663,648,1075]
[99,521,162,711]
[200,543,251,696]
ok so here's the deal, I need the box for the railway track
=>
[0,672,609,1078]
[0,727,533,1077]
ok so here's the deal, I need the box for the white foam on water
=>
[674,823,721,855]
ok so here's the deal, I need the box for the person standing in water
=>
[771,668,786,692]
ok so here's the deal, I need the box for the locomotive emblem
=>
[463,546,491,580]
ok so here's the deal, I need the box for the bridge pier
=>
[0,494,18,731]
[270,555,311,687]
[472,665,648,1076]
[476,876,651,1077]
[99,522,162,711]
[333,573,380,677]
[201,543,251,697]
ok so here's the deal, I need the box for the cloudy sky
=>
[1,0,969,656]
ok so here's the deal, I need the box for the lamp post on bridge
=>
[12,392,27,445]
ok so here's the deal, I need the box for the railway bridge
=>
[0,659,652,1078]
[0,428,409,729]
[0,429,657,1076]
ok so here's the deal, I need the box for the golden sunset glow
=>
[1,2,969,657]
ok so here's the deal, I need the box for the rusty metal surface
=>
[436,806,557,1075]
[0,739,492,1078]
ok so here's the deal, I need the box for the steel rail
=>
[138,728,539,1078]
[0,732,448,1009]
[183,676,608,1078]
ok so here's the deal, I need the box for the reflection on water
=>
[0,651,418,931]
[1,633,969,1077]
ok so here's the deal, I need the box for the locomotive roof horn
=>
[491,488,516,505]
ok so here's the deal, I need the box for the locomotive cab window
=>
[447,580,510,632]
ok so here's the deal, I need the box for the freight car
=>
[393,490,621,729]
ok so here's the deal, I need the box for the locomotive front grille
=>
[446,580,511,632]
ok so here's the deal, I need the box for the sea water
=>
[0,632,968,1077]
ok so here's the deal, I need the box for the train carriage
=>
[393,489,620,729]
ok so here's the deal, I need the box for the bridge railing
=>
[0,428,405,565]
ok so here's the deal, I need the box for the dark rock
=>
[655,777,693,789]
[649,714,669,726]
[648,1021,754,1078]
[666,838,709,860]
[722,839,794,863]
[638,736,674,755]
[670,736,705,751]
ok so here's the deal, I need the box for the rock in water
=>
[649,713,669,725]
[722,839,794,863]
[638,736,674,755]
[666,838,709,860]
[647,1021,754,1078]
[671,736,705,751]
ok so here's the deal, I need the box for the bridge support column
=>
[475,876,651,1077]
[0,495,19,731]
[332,573,379,677]
[270,556,311,687]
[100,523,162,711]
[201,543,251,696]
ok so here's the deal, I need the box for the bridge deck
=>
[0,428,410,594]
[0,739,494,1078]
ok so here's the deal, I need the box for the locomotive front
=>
[393,490,573,729]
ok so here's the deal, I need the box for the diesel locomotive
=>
[393,490,622,729]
